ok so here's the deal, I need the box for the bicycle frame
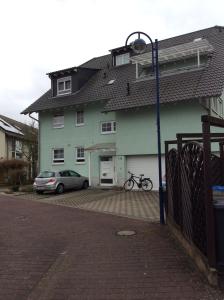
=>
[129,174,144,188]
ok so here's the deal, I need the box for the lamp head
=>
[131,38,147,54]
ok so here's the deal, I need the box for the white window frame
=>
[115,53,130,66]
[75,147,85,164]
[57,76,71,96]
[52,148,64,164]
[76,111,84,126]
[53,114,64,128]
[101,121,116,134]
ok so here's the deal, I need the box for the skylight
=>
[107,79,115,85]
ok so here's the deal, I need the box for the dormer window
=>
[115,53,130,66]
[57,76,71,95]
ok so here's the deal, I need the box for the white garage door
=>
[126,155,165,190]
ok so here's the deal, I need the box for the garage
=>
[126,155,165,190]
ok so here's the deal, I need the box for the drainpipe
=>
[88,151,91,186]
[29,113,40,174]
[28,113,39,123]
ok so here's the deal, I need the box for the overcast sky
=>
[1,0,224,123]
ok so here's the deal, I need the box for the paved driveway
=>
[0,193,223,300]
[14,189,160,222]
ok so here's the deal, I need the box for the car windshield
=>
[37,171,55,178]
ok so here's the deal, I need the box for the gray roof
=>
[22,26,224,114]
[0,115,38,138]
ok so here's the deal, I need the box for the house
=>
[22,26,224,189]
[0,115,38,181]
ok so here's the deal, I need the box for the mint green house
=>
[22,26,224,190]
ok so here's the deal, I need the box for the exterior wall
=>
[116,101,207,155]
[0,130,6,159]
[39,103,116,182]
[39,100,207,187]
[209,96,224,119]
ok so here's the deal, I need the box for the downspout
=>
[88,151,92,186]
[29,113,40,173]
[29,113,39,123]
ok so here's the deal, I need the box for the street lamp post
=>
[125,32,165,224]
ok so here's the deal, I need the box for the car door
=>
[68,170,83,189]
[59,170,72,189]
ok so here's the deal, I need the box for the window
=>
[37,171,55,178]
[15,140,23,159]
[53,114,64,128]
[76,111,84,126]
[75,147,85,163]
[57,76,71,95]
[115,53,130,66]
[69,170,80,177]
[101,121,116,134]
[59,170,70,177]
[11,140,23,159]
[53,148,64,164]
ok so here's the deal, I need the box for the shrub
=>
[0,159,29,186]
[0,159,28,170]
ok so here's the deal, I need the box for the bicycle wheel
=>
[123,179,134,191]
[142,179,153,191]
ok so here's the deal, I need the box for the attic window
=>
[115,53,130,66]
[57,76,71,96]
[107,79,115,85]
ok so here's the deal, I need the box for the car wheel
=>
[56,184,64,194]
[82,181,89,189]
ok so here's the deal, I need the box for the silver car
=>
[33,170,89,194]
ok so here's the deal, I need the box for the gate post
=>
[202,118,216,267]
[177,134,183,229]
[219,142,224,185]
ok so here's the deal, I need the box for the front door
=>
[100,156,114,186]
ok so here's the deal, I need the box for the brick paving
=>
[0,194,224,300]
[14,189,160,222]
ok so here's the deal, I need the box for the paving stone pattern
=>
[15,189,160,222]
[0,194,223,300]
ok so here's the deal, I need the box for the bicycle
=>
[123,171,153,191]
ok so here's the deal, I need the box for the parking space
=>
[14,189,160,222]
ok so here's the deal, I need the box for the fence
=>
[165,115,224,268]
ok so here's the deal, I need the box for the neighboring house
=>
[22,26,224,189]
[0,115,38,181]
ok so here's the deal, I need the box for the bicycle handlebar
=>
[128,171,144,178]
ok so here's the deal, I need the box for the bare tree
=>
[21,120,38,181]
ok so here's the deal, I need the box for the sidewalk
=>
[0,194,223,300]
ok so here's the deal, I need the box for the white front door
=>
[100,156,114,186]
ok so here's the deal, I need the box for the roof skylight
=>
[107,79,115,85]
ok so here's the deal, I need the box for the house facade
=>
[0,115,25,160]
[0,115,38,181]
[22,26,224,189]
